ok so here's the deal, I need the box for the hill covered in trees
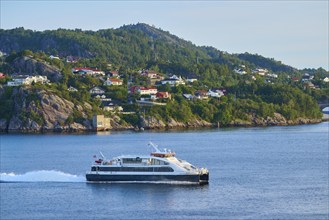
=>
[0,23,327,132]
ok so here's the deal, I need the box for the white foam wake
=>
[0,170,86,183]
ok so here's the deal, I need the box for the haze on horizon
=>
[1,1,328,71]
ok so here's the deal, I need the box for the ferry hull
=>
[86,173,208,185]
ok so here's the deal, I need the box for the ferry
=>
[86,142,209,185]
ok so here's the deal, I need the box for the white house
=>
[267,73,278,78]
[186,78,198,83]
[68,86,78,92]
[49,55,60,60]
[139,87,158,95]
[104,78,123,86]
[252,68,268,76]
[208,89,224,98]
[323,77,329,82]
[234,69,247,75]
[89,86,105,95]
[161,76,185,86]
[7,75,49,86]
[72,67,105,76]
[183,94,194,100]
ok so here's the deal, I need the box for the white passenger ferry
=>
[86,142,209,185]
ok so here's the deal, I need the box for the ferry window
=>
[154,167,174,172]
[122,158,143,164]
[151,159,168,165]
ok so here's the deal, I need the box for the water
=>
[0,123,328,219]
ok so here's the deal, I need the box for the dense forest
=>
[0,23,328,131]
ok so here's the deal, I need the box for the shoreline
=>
[0,118,325,134]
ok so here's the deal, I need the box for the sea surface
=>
[0,123,328,219]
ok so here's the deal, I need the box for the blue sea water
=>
[0,123,328,219]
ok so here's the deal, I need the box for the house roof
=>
[195,90,208,94]
[73,67,102,72]
[108,78,123,82]
[90,86,105,91]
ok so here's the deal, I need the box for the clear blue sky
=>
[1,0,328,70]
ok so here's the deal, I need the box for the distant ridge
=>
[0,23,300,75]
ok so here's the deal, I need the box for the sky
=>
[0,0,328,70]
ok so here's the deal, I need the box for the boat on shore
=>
[86,142,209,185]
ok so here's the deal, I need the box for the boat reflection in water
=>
[86,142,209,185]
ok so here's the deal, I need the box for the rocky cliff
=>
[0,86,139,132]
[139,113,321,131]
[228,112,321,127]
[0,87,90,132]
[11,56,63,82]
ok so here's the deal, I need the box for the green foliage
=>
[121,114,139,126]
[29,109,44,125]
[0,87,14,120]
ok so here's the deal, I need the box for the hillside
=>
[0,23,327,132]
[0,23,299,75]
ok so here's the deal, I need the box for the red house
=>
[156,92,171,99]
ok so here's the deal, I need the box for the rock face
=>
[12,56,63,82]
[39,91,75,130]
[2,87,95,132]
[227,113,321,127]
[139,116,213,130]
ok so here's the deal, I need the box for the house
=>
[72,68,93,75]
[304,81,316,89]
[186,78,198,83]
[252,68,268,76]
[93,69,105,76]
[301,73,314,82]
[234,69,247,75]
[183,94,194,100]
[195,90,209,99]
[104,78,123,86]
[49,55,60,60]
[72,67,105,76]
[7,75,49,86]
[141,70,157,79]
[323,77,329,82]
[160,76,185,86]
[267,73,278,78]
[67,86,78,92]
[130,86,157,95]
[139,87,158,95]
[156,92,171,99]
[109,70,119,78]
[208,89,224,98]
[140,70,164,79]
[89,86,105,95]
